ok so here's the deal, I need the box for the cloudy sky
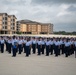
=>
[0,0,76,32]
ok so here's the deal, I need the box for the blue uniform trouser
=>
[26,46,29,56]
[12,48,17,57]
[32,44,36,54]
[65,46,69,57]
[38,45,41,55]
[58,48,60,55]
[8,43,12,53]
[24,45,26,53]
[70,45,74,55]
[5,42,8,51]
[46,45,49,56]
[55,46,58,56]
[50,45,53,55]
[75,47,76,58]
[62,44,65,54]
[29,47,31,55]
[1,44,4,53]
[18,45,22,54]
[42,45,45,54]
[0,42,1,51]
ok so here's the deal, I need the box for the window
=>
[5,17,7,20]
[2,26,5,29]
[3,17,5,20]
[27,32,31,34]
[3,22,4,24]
[13,23,15,26]
[13,19,15,22]
[5,22,7,25]
[5,26,7,29]
[5,13,7,16]
[5,31,7,34]
[13,27,15,30]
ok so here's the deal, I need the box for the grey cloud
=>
[0,0,27,5]
[54,23,76,32]
[31,0,76,5]
[0,0,76,32]
[67,5,76,12]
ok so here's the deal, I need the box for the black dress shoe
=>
[46,55,49,56]
[12,56,16,57]
[25,56,29,57]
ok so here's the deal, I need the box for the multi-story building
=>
[0,13,17,34]
[17,20,53,34]
[0,13,53,34]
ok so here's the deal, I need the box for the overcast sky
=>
[0,0,76,32]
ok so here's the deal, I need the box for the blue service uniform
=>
[70,40,74,55]
[32,39,37,54]
[49,40,54,55]
[64,41,70,57]
[26,41,31,57]
[12,39,18,57]
[57,41,61,55]
[18,40,23,54]
[5,38,9,51]
[0,38,1,51]
[23,39,27,53]
[61,40,65,54]
[0,39,5,53]
[8,40,12,53]
[37,40,42,55]
[41,40,45,54]
[54,41,59,57]
[45,40,50,56]
[74,41,76,58]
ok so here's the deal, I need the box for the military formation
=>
[0,36,76,58]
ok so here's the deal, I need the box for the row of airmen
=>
[0,36,76,57]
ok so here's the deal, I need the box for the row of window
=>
[2,22,15,25]
[16,32,48,34]
[3,22,7,25]
[2,26,7,29]
[2,26,15,30]
[3,17,15,22]
[3,17,7,20]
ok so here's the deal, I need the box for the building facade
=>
[0,13,17,34]
[17,20,53,34]
[0,13,53,34]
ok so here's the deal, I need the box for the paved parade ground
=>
[0,34,76,75]
[0,50,76,75]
